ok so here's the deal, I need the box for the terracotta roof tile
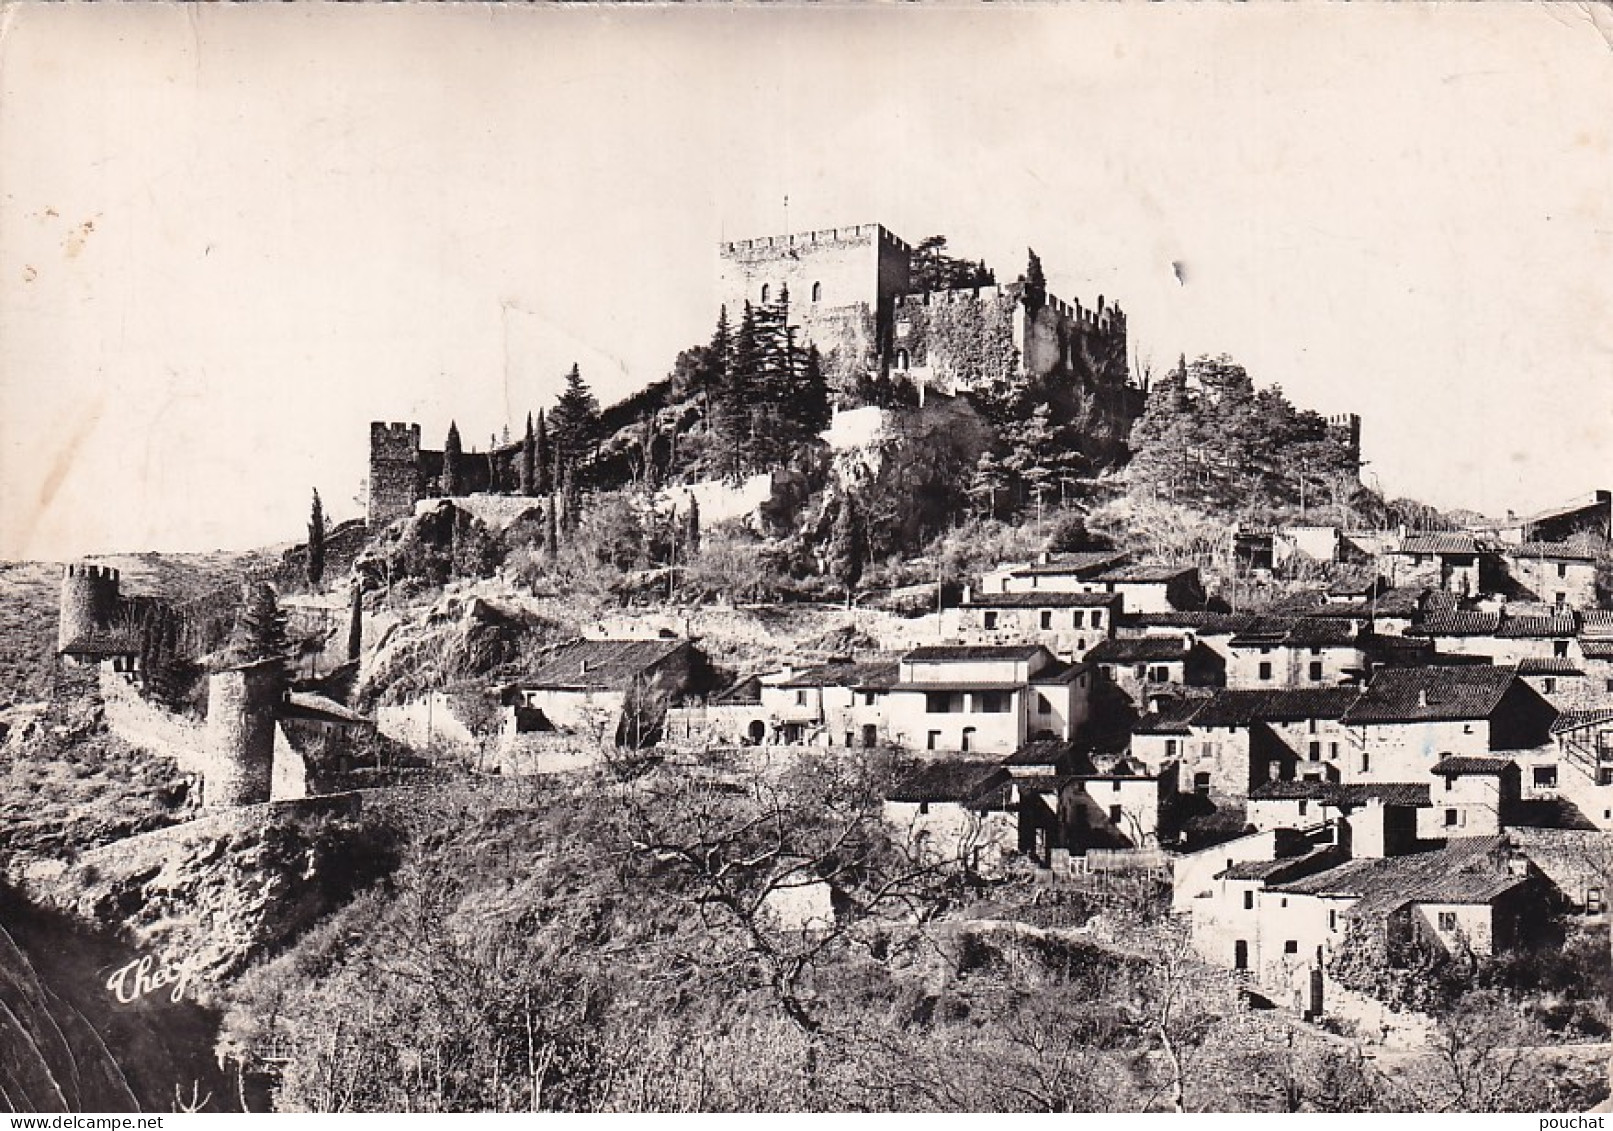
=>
[1341,666,1519,724]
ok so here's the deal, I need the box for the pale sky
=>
[2,3,1610,560]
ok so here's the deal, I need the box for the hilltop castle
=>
[368,222,1152,525]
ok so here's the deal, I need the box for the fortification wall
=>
[204,665,281,807]
[57,564,122,653]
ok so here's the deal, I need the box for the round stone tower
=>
[57,563,121,654]
[204,660,283,807]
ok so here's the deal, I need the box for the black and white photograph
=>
[1,2,1611,1116]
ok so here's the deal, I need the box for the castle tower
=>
[716,223,913,370]
[1326,413,1363,478]
[204,660,283,807]
[57,563,121,656]
[368,421,422,527]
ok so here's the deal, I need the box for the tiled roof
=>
[1222,851,1341,883]
[281,692,373,726]
[1515,657,1583,676]
[780,660,900,689]
[1030,660,1093,685]
[1553,708,1613,734]
[1095,564,1197,584]
[1086,637,1194,663]
[1008,551,1131,577]
[1249,779,1340,801]
[1341,666,1518,724]
[1131,695,1208,734]
[904,644,1046,662]
[963,591,1119,609]
[1006,773,1074,794]
[1272,838,1525,914]
[1338,782,1431,807]
[519,638,688,691]
[1579,609,1613,636]
[1407,611,1501,638]
[885,761,1009,804]
[1510,542,1596,562]
[1001,739,1094,770]
[1431,756,1513,776]
[1371,588,1429,617]
[1579,641,1613,660]
[1303,602,1375,620]
[1190,687,1363,727]
[1282,619,1362,646]
[1397,532,1482,556]
[1496,612,1578,638]
[1119,612,1255,634]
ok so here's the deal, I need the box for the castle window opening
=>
[761,283,770,304]
[811,281,822,302]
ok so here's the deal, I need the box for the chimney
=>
[962,584,973,606]
[1417,689,1429,708]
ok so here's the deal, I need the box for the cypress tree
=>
[346,582,363,661]
[520,412,536,496]
[227,581,291,678]
[684,494,701,556]
[545,493,559,556]
[830,491,867,607]
[551,363,601,459]
[307,489,326,589]
[442,421,463,496]
[1023,248,1047,314]
[725,302,762,478]
[536,409,551,495]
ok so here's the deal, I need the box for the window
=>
[1330,742,1339,760]
[811,281,822,302]
[1092,611,1103,628]
[1437,912,1458,932]
[1554,640,1569,658]
[1165,740,1178,757]
[918,801,930,815]
[1558,562,1568,579]
[1112,779,1123,793]
[1035,692,1052,715]
[1307,719,1319,735]
[1589,887,1604,915]
[1284,940,1298,955]
[864,691,876,707]
[1150,666,1170,682]
[1243,891,1255,910]
[1445,808,1460,827]
[1361,753,1370,773]
[1311,646,1323,656]
[796,690,807,706]
[1444,775,1454,792]
[760,283,770,303]
[983,611,998,630]
[1556,593,1567,608]
[926,730,941,751]
[1234,940,1249,970]
[961,727,976,752]
[1260,646,1273,655]
[926,692,952,713]
[1309,741,1322,762]
[1194,772,1211,795]
[1309,661,1324,682]
[1072,611,1086,628]
[1533,765,1558,789]
[1542,678,1556,694]
[1329,910,1338,931]
[1298,800,1309,816]
[1109,804,1123,824]
[845,732,854,748]
[1258,661,1273,681]
[977,691,1011,714]
[1136,664,1148,679]
[1040,610,1053,630]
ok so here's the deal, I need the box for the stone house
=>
[882,760,1016,874]
[1090,564,1207,614]
[1338,666,1558,787]
[884,644,1092,755]
[977,550,1132,596]
[1226,617,1367,689]
[758,659,900,748]
[1506,542,1599,610]
[1426,756,1521,838]
[1386,532,1494,596]
[501,638,709,747]
[1167,687,1365,799]
[947,590,1120,659]
[1245,781,1428,858]
[1085,635,1225,703]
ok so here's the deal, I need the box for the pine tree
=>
[520,413,536,496]
[721,302,762,479]
[1023,247,1047,314]
[227,581,291,676]
[829,491,867,606]
[346,582,363,661]
[536,409,551,495]
[442,421,463,496]
[792,345,832,443]
[307,489,326,589]
[550,364,600,460]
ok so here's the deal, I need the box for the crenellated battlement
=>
[898,285,1124,335]
[720,222,911,256]
[63,563,120,583]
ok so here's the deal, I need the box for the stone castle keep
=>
[372,221,1364,524]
